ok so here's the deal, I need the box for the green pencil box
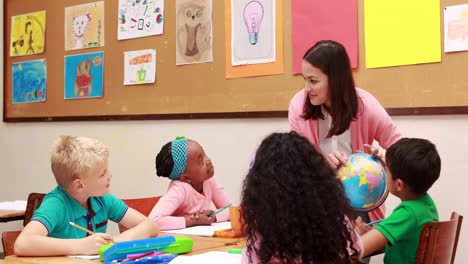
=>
[98,236,193,261]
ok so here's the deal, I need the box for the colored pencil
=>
[209,203,232,217]
[69,221,114,244]
[366,218,385,226]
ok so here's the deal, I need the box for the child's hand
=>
[78,233,114,254]
[184,210,216,227]
[364,142,385,159]
[353,216,372,236]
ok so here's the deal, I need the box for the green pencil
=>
[209,203,232,217]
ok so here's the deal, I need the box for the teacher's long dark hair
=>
[302,40,358,138]
[241,132,359,264]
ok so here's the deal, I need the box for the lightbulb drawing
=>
[243,1,264,45]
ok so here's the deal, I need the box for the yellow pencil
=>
[69,221,114,244]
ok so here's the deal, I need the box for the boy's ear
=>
[70,178,84,193]
[395,178,406,193]
[179,173,191,184]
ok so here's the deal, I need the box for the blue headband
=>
[170,137,188,180]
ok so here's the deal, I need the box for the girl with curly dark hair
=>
[241,132,362,264]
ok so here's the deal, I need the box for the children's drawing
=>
[231,0,276,66]
[64,52,104,99]
[65,2,105,51]
[12,59,46,104]
[124,49,156,85]
[444,4,468,52]
[118,0,165,40]
[176,0,213,65]
[10,11,46,57]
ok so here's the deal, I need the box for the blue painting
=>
[12,59,46,104]
[64,52,104,99]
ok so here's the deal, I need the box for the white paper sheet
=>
[444,4,468,52]
[0,200,27,211]
[169,251,241,264]
[67,254,100,260]
[160,221,231,236]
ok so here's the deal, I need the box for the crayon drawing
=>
[444,4,468,52]
[65,1,105,51]
[10,11,46,57]
[12,59,47,104]
[118,0,165,40]
[176,0,213,65]
[124,49,156,85]
[231,0,276,66]
[64,52,104,99]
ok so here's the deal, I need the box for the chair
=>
[1,193,45,256]
[415,211,463,264]
[118,196,161,233]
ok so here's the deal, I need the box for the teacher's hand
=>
[325,150,348,170]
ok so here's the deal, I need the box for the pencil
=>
[366,218,385,226]
[209,203,232,217]
[69,221,114,244]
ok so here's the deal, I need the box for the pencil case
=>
[99,236,193,262]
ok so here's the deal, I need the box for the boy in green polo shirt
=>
[355,138,440,264]
[14,136,159,256]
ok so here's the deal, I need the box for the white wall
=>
[1,2,467,263]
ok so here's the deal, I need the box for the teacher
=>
[288,40,402,223]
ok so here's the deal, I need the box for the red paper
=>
[291,0,358,74]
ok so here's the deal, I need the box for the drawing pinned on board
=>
[12,59,47,104]
[118,0,164,40]
[65,1,105,51]
[64,52,104,99]
[10,11,46,57]
[444,4,468,52]
[124,49,156,85]
[176,0,213,65]
[231,0,276,66]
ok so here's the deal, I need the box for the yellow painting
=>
[65,1,105,51]
[10,11,46,57]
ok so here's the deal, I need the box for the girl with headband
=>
[149,137,232,230]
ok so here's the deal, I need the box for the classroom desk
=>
[2,234,245,264]
[0,211,25,223]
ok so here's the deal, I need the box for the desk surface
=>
[3,234,245,264]
[0,210,25,223]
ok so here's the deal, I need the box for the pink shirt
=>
[241,218,363,263]
[288,88,402,222]
[148,177,232,230]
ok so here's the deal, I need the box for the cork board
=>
[3,0,468,122]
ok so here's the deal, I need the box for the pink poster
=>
[291,0,358,74]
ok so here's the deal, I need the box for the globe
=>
[336,153,388,212]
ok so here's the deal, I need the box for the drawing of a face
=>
[183,5,204,27]
[72,13,91,37]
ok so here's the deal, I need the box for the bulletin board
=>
[3,0,468,122]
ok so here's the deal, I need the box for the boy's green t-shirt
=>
[375,193,438,264]
[31,186,128,239]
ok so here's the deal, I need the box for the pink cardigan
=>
[288,88,402,222]
[148,177,232,230]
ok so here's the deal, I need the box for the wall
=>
[1,2,467,263]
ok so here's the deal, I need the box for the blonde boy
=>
[14,136,159,256]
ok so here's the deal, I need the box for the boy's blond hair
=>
[51,136,109,189]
